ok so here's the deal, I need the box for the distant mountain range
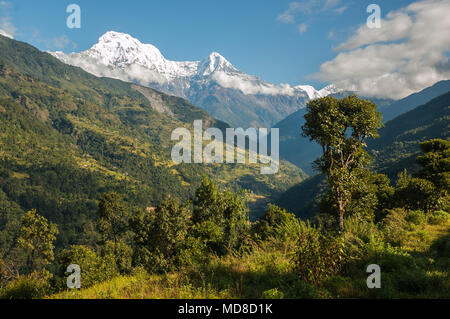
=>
[380,80,450,122]
[274,82,450,173]
[368,90,450,178]
[50,31,338,128]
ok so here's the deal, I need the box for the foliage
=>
[405,210,427,226]
[192,177,249,254]
[101,241,133,275]
[0,270,52,299]
[261,288,284,299]
[416,139,450,194]
[130,196,190,273]
[320,171,394,224]
[394,170,438,211]
[57,245,117,289]
[302,95,382,230]
[253,204,299,241]
[97,192,128,245]
[16,210,58,273]
[294,223,347,285]
[428,210,449,225]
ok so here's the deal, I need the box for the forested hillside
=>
[369,92,450,178]
[0,35,305,250]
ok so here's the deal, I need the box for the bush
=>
[343,216,381,244]
[405,210,426,226]
[253,204,299,241]
[130,196,190,273]
[178,236,209,270]
[0,270,52,299]
[261,288,284,299]
[428,210,449,225]
[191,220,224,253]
[394,174,437,212]
[294,223,346,285]
[381,208,409,246]
[58,245,118,289]
[101,241,133,274]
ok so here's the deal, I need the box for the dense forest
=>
[0,35,449,299]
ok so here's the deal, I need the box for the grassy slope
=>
[50,219,449,299]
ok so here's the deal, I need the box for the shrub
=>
[283,281,318,299]
[57,245,118,289]
[101,241,133,274]
[177,236,209,269]
[394,173,437,211]
[343,216,381,245]
[191,220,223,253]
[0,270,52,299]
[253,204,299,241]
[130,196,190,273]
[261,288,284,299]
[192,177,250,255]
[428,210,449,225]
[381,208,409,246]
[405,210,426,226]
[294,223,346,285]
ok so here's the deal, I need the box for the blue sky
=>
[1,0,448,97]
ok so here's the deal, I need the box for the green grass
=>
[49,220,449,299]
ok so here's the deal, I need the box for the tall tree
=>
[192,177,249,254]
[97,192,128,245]
[302,95,382,231]
[17,210,58,273]
[130,196,190,272]
[416,139,450,197]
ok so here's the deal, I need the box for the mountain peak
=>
[198,51,236,76]
[97,31,144,48]
[99,31,132,40]
[88,31,169,70]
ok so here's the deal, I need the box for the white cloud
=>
[334,6,348,14]
[0,1,15,39]
[277,0,345,36]
[277,2,301,23]
[312,0,450,99]
[212,71,297,96]
[51,52,168,86]
[298,23,308,35]
[52,35,71,49]
[278,0,343,22]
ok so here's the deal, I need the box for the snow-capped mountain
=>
[51,31,337,127]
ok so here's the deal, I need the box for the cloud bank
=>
[313,0,450,99]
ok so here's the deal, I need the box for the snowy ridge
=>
[50,31,334,99]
